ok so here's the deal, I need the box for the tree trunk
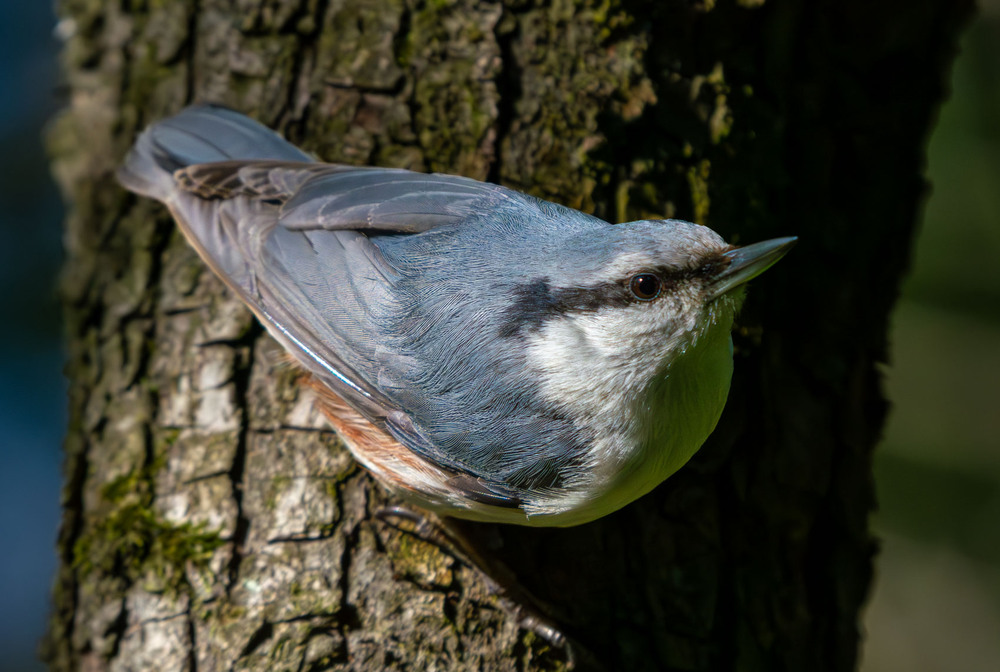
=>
[44,0,973,670]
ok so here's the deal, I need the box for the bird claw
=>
[373,505,577,668]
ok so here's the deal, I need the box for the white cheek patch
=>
[525,308,640,424]
[524,303,697,420]
[521,299,732,518]
[525,328,602,456]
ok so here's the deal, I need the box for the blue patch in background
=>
[0,1,65,670]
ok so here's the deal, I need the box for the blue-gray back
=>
[118,105,614,499]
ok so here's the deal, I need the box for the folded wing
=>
[119,105,535,507]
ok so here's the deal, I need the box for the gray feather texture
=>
[118,105,785,524]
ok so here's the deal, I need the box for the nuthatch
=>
[119,105,795,528]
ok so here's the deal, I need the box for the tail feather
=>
[116,105,316,314]
[117,104,313,201]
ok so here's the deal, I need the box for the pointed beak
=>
[709,236,797,300]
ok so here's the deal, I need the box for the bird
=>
[118,104,795,529]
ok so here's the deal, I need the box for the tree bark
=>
[45,0,973,670]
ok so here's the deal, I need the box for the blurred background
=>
[860,7,1000,671]
[0,1,65,671]
[0,1,996,671]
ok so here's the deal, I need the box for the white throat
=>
[522,303,736,524]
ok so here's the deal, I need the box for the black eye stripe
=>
[500,278,632,337]
[501,256,725,337]
[628,254,730,297]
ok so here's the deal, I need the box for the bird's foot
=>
[374,505,577,668]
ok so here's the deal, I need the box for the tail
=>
[117,104,313,202]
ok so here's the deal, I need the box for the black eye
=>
[629,273,662,301]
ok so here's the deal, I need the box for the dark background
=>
[0,1,65,671]
[0,1,996,670]
[862,6,1000,670]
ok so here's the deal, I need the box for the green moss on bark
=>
[72,459,225,595]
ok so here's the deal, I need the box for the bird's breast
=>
[520,316,735,523]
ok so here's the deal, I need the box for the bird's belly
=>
[553,327,736,525]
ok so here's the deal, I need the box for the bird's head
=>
[511,220,796,395]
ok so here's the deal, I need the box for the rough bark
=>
[44,0,973,670]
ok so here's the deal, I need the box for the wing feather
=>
[279,170,520,232]
[119,106,595,513]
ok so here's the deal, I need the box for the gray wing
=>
[119,105,547,505]
[278,169,520,232]
[176,159,527,233]
[118,106,404,426]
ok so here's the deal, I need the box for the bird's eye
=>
[629,273,662,301]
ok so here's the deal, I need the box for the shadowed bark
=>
[45,0,973,670]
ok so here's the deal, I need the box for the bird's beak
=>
[709,236,797,300]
